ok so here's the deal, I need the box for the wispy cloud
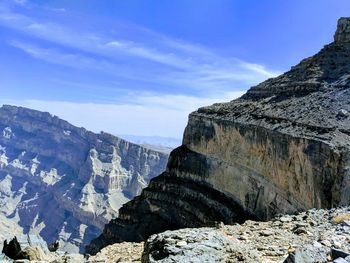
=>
[9,40,111,70]
[0,2,281,138]
[0,91,244,138]
[0,3,280,95]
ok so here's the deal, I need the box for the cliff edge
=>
[86,17,350,255]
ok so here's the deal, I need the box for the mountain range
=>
[0,105,168,252]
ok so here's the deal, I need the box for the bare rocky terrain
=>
[86,18,350,255]
[0,105,168,252]
[141,206,350,262]
[1,206,349,262]
[1,16,350,263]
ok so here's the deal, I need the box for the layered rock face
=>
[86,18,350,254]
[0,105,168,252]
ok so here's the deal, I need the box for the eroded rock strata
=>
[0,105,168,252]
[3,207,349,262]
[86,18,350,254]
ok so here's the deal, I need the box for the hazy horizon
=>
[1,0,350,138]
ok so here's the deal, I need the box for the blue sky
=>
[0,0,349,139]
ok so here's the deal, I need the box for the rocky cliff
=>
[86,17,350,254]
[0,105,168,252]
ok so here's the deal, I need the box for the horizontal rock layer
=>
[86,18,350,254]
[0,105,168,252]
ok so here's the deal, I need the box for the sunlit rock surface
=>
[0,105,168,252]
[87,18,350,254]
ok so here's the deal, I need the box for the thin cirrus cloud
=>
[8,40,116,71]
[0,91,245,138]
[8,39,272,95]
[0,3,279,81]
[0,1,281,138]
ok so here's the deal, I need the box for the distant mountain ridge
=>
[0,104,168,252]
[118,135,181,153]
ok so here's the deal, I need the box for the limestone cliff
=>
[0,105,168,252]
[86,18,350,254]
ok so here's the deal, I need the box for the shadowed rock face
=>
[335,17,350,43]
[86,18,350,255]
[0,105,168,252]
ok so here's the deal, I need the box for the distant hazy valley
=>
[0,105,168,253]
[118,135,181,154]
[1,11,350,263]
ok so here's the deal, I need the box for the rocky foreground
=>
[1,206,349,262]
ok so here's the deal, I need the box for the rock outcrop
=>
[86,17,350,254]
[141,227,261,263]
[0,105,168,252]
[3,207,350,262]
[140,207,350,263]
[2,234,52,261]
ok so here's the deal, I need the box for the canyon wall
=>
[86,17,350,255]
[0,105,168,252]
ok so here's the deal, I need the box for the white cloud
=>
[8,40,126,73]
[8,39,278,96]
[0,3,279,139]
[0,5,281,92]
[0,91,244,138]
[9,40,102,70]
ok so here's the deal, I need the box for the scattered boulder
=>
[2,237,22,260]
[20,246,47,261]
[337,109,349,118]
[86,242,143,263]
[141,228,261,263]
[51,253,85,263]
[2,234,52,261]
[333,258,349,263]
[48,241,60,252]
[332,248,350,260]
[283,244,330,263]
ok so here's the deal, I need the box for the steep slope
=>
[0,105,168,252]
[86,18,350,254]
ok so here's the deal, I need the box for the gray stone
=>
[280,216,293,222]
[141,228,261,263]
[332,248,350,260]
[283,244,330,263]
[51,253,84,263]
[293,227,308,235]
[338,109,349,118]
[321,240,332,247]
[334,258,348,263]
[259,230,274,236]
